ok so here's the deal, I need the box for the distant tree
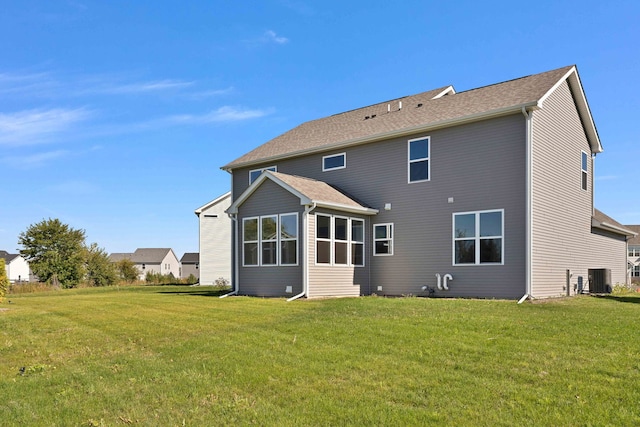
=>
[115,258,139,283]
[18,218,86,288]
[84,243,118,287]
[0,259,9,301]
[186,273,198,285]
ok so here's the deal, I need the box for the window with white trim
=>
[408,137,430,183]
[373,223,393,256]
[323,153,346,171]
[629,246,640,257]
[316,214,365,266]
[632,265,640,277]
[249,166,277,184]
[453,210,503,265]
[243,213,298,266]
[581,151,588,191]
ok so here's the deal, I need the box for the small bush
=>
[214,277,230,288]
[612,282,636,295]
[186,274,198,285]
[0,259,9,301]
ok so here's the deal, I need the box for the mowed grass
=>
[1,287,639,426]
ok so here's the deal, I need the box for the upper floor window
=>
[373,223,393,256]
[581,151,588,191]
[453,210,503,265]
[322,153,346,171]
[629,246,640,257]
[249,166,277,184]
[408,137,430,183]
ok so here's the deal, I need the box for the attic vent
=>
[417,103,423,108]
[365,116,370,120]
[371,114,376,118]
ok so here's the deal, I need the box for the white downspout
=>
[220,213,239,298]
[435,273,442,290]
[519,106,533,304]
[287,202,316,302]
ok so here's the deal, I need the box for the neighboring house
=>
[0,251,30,283]
[109,248,180,281]
[222,65,635,300]
[195,192,232,285]
[625,225,640,283]
[180,252,199,280]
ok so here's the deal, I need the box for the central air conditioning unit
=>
[588,268,612,294]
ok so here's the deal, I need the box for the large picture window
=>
[373,223,393,256]
[316,214,365,266]
[243,213,297,266]
[408,137,430,183]
[453,210,503,265]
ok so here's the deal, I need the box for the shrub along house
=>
[222,65,634,300]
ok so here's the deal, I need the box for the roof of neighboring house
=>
[181,252,199,264]
[624,225,640,244]
[227,170,378,216]
[592,210,637,237]
[224,65,600,170]
[195,191,231,216]
[0,251,21,263]
[109,248,177,264]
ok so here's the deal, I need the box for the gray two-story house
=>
[222,65,634,300]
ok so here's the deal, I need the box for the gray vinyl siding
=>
[307,209,370,298]
[530,80,625,297]
[199,195,232,285]
[237,179,303,296]
[233,114,527,298]
[181,263,199,280]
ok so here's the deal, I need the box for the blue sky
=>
[1,1,639,257]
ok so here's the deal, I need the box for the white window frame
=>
[629,246,640,257]
[242,217,259,267]
[322,152,346,172]
[373,223,394,256]
[452,209,504,266]
[315,214,365,267]
[279,213,299,266]
[242,213,298,267]
[351,218,365,266]
[408,136,430,183]
[249,166,277,184]
[261,215,278,267]
[632,265,640,277]
[581,151,588,191]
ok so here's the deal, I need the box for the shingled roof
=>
[224,65,601,170]
[624,225,640,244]
[109,248,176,264]
[592,210,636,237]
[227,170,378,215]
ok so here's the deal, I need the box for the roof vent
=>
[371,114,376,118]
[417,103,423,108]
[365,116,370,120]
[399,101,402,110]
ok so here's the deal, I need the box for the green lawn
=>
[1,286,639,426]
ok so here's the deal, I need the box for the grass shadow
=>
[155,287,231,298]
[592,294,640,304]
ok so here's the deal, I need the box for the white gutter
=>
[220,212,239,298]
[287,202,316,301]
[519,107,533,304]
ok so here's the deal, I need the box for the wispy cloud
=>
[189,86,235,99]
[1,149,70,169]
[78,79,195,95]
[0,72,59,97]
[595,175,618,181]
[0,108,92,146]
[263,30,289,44]
[166,106,270,124]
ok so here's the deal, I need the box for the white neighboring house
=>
[0,251,30,283]
[195,192,232,285]
[109,248,181,281]
[626,225,640,283]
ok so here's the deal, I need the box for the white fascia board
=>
[225,102,539,171]
[538,66,602,154]
[195,191,232,215]
[432,86,456,98]
[226,171,311,215]
[592,218,637,237]
[314,201,379,216]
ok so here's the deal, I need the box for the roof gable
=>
[227,171,378,215]
[224,65,601,169]
[181,252,199,263]
[195,192,231,216]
